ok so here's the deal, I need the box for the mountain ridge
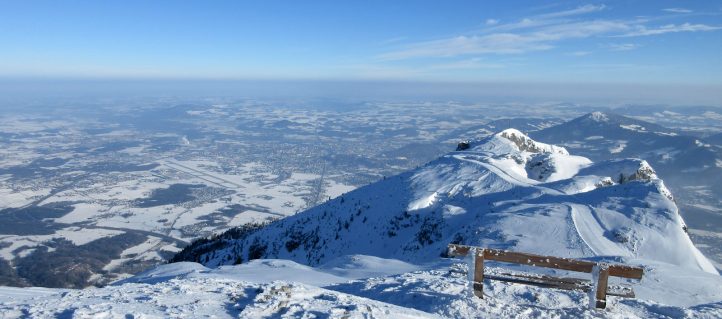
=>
[531,111,722,267]
[172,128,716,275]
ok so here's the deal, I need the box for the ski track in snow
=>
[570,204,630,258]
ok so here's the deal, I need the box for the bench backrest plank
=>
[448,244,643,279]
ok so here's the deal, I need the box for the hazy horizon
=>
[2,78,722,108]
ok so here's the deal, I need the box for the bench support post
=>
[473,249,485,299]
[594,265,610,309]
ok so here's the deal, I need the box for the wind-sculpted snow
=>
[179,129,717,275]
[1,277,437,318]
[4,257,721,318]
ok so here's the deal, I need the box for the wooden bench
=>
[447,244,644,309]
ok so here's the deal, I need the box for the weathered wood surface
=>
[595,266,610,309]
[487,271,634,297]
[473,249,485,298]
[447,244,643,279]
[485,274,584,291]
[448,244,641,309]
[484,248,595,273]
[475,272,635,298]
[495,271,588,285]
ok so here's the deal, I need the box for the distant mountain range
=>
[531,111,718,172]
[531,111,722,266]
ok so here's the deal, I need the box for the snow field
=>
[3,257,721,318]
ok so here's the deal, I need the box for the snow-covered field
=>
[0,152,355,285]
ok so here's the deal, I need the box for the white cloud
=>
[378,34,553,60]
[663,8,693,14]
[537,4,606,19]
[379,20,628,60]
[486,5,606,33]
[617,23,722,37]
[378,5,721,61]
[606,43,641,51]
[532,20,630,40]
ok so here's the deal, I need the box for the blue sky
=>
[1,1,721,86]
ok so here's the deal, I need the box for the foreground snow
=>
[1,278,432,318]
[1,257,721,318]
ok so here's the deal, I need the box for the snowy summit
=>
[588,111,610,122]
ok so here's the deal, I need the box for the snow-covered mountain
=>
[531,112,722,267]
[530,111,718,171]
[439,117,563,142]
[533,111,675,140]
[174,128,716,274]
[4,129,721,318]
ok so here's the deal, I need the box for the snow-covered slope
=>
[531,112,722,267]
[176,128,716,275]
[0,265,437,318]
[3,256,721,318]
[3,129,721,318]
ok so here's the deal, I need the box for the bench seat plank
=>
[485,273,635,298]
